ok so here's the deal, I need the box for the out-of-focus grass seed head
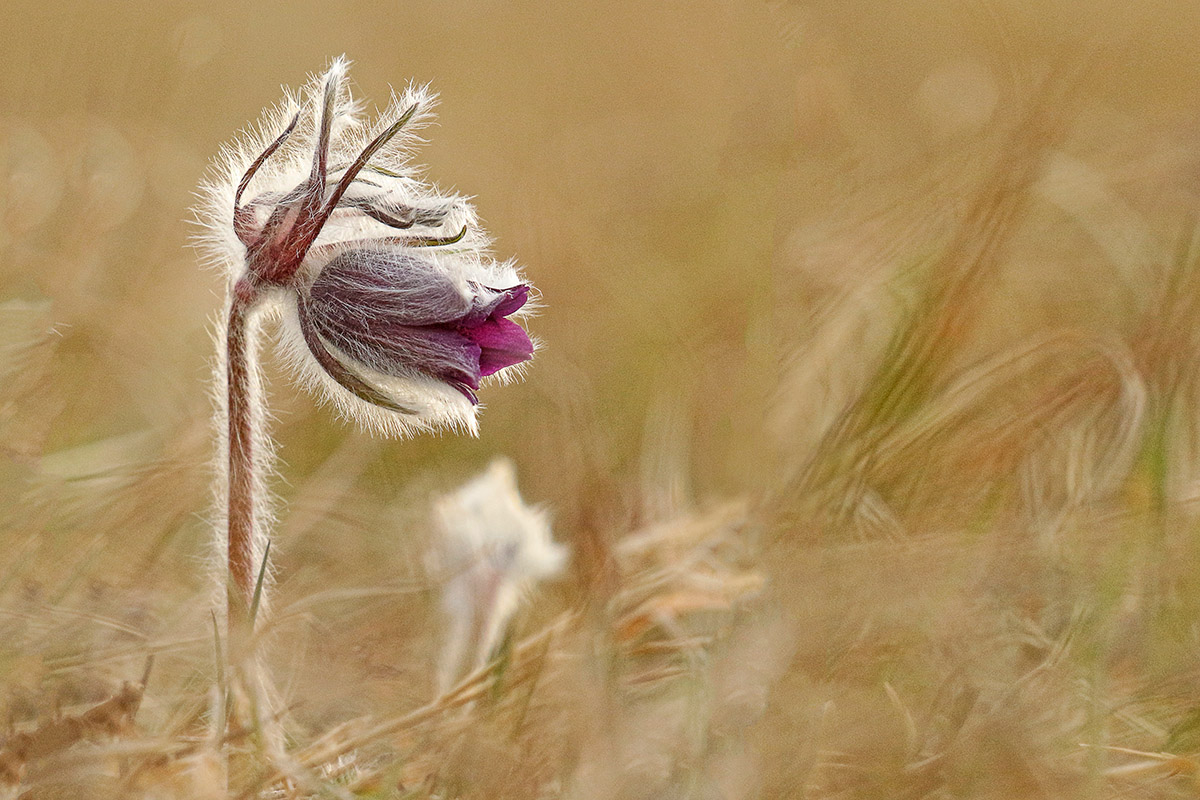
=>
[193,57,537,438]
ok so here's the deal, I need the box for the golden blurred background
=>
[5,1,1200,797]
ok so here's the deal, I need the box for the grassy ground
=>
[3,1,1200,797]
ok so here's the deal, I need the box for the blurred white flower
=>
[194,56,535,438]
[430,458,567,691]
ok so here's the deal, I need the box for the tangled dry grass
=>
[4,2,1200,798]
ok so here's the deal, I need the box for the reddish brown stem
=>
[226,279,262,617]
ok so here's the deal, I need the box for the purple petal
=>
[491,284,530,318]
[305,249,534,404]
[464,317,534,377]
[458,284,529,327]
[296,294,419,413]
[311,249,470,327]
[314,314,483,391]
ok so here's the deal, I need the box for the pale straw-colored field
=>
[3,2,1200,797]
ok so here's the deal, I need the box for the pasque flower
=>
[196,57,536,608]
[198,56,535,436]
[429,458,567,690]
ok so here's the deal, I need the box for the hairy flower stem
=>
[225,277,264,633]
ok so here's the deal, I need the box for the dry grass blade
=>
[0,658,151,796]
[238,613,575,797]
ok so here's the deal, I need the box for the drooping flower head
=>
[195,57,535,436]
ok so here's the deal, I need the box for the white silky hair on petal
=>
[422,249,526,295]
[431,458,567,689]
